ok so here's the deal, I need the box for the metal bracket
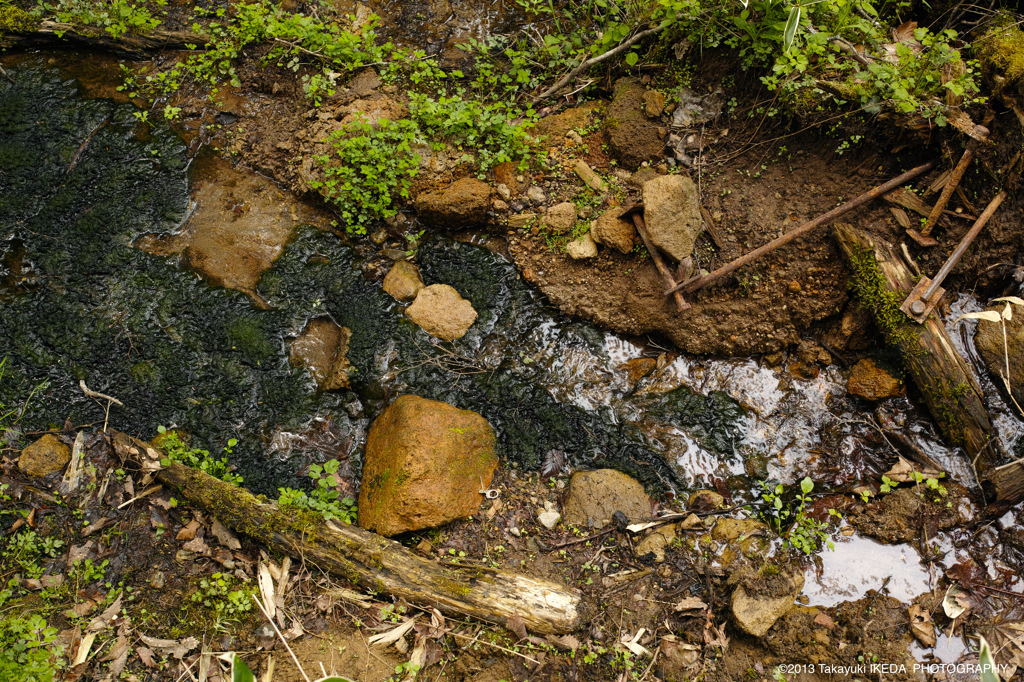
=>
[900,276,946,323]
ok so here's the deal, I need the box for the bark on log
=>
[832,223,1018,501]
[112,432,590,634]
[3,21,205,56]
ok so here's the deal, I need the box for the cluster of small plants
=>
[759,477,840,555]
[37,0,167,39]
[277,458,357,524]
[308,117,422,234]
[190,572,256,627]
[156,425,244,485]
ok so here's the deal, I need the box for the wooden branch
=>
[3,21,205,56]
[533,24,665,102]
[113,433,590,634]
[832,224,1016,501]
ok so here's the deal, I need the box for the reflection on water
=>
[804,532,931,607]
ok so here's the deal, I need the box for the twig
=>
[79,379,124,406]
[447,630,540,664]
[251,594,311,682]
[533,25,665,102]
[117,484,163,509]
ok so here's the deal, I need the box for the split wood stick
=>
[920,125,988,238]
[631,213,689,312]
[664,159,937,296]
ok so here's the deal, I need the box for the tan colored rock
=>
[847,359,903,400]
[406,284,477,341]
[643,89,666,118]
[573,159,606,192]
[414,178,492,229]
[566,232,598,260]
[544,202,577,234]
[590,209,637,254]
[636,524,676,562]
[712,518,768,542]
[383,260,424,302]
[288,317,352,390]
[687,489,725,513]
[532,100,604,141]
[642,174,704,261]
[19,433,70,477]
[730,565,804,637]
[357,395,497,536]
[563,469,650,529]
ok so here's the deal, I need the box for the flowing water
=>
[2,59,1018,617]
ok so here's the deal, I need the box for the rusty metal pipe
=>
[665,159,938,297]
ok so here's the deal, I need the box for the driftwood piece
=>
[832,224,1016,501]
[111,432,590,634]
[3,21,204,56]
[988,460,1024,505]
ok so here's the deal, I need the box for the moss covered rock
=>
[357,395,497,536]
[604,78,666,170]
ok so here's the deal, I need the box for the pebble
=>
[493,199,509,211]
[538,510,561,529]
[496,183,511,201]
[526,186,546,205]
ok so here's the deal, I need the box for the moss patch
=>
[976,16,1024,92]
[847,246,921,351]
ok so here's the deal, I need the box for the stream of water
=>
[2,59,1019,619]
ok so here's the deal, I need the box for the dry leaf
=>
[506,612,528,641]
[368,618,417,647]
[73,632,97,666]
[943,584,971,619]
[136,646,157,667]
[138,634,199,659]
[545,634,580,651]
[979,621,1024,681]
[87,594,123,632]
[258,563,276,621]
[704,621,730,650]
[211,518,241,550]
[892,21,923,50]
[883,456,944,484]
[619,628,651,658]
[674,597,708,613]
[176,519,201,541]
[909,604,936,647]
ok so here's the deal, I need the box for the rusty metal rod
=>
[665,159,938,296]
[920,125,988,238]
[632,213,690,312]
[915,190,1006,311]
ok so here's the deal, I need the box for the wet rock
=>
[566,232,598,260]
[405,284,478,341]
[288,317,352,391]
[382,260,425,302]
[730,564,805,637]
[18,433,70,477]
[590,208,637,255]
[636,524,676,562]
[563,469,650,529]
[847,359,903,400]
[605,78,666,170]
[526,186,547,205]
[975,304,1024,408]
[357,395,497,536]
[619,357,656,386]
[543,202,577,234]
[821,304,875,352]
[687,489,724,513]
[712,518,767,542]
[642,175,704,261]
[414,178,491,229]
[643,89,666,118]
[847,482,974,543]
[573,159,606,192]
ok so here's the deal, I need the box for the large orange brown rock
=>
[18,433,70,477]
[847,359,902,400]
[357,395,497,536]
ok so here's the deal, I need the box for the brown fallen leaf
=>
[211,517,241,550]
[138,634,199,659]
[182,535,211,556]
[883,456,944,484]
[674,597,708,613]
[506,612,528,641]
[909,604,936,647]
[979,621,1024,681]
[136,646,156,667]
[176,519,202,541]
[87,594,123,632]
[545,634,580,651]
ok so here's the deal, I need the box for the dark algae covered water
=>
[0,61,743,495]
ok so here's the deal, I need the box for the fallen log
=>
[2,20,204,56]
[112,432,590,634]
[832,223,1018,502]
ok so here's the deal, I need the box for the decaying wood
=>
[3,21,204,56]
[832,224,1019,502]
[111,432,590,634]
[883,187,952,229]
[988,460,1024,506]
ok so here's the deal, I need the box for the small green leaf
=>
[800,477,813,495]
[783,5,801,53]
[625,52,639,67]
[232,655,256,682]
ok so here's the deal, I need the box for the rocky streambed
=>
[2,33,1024,682]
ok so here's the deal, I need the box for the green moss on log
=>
[847,246,922,351]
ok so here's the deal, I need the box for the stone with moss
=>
[18,433,70,477]
[357,395,497,536]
